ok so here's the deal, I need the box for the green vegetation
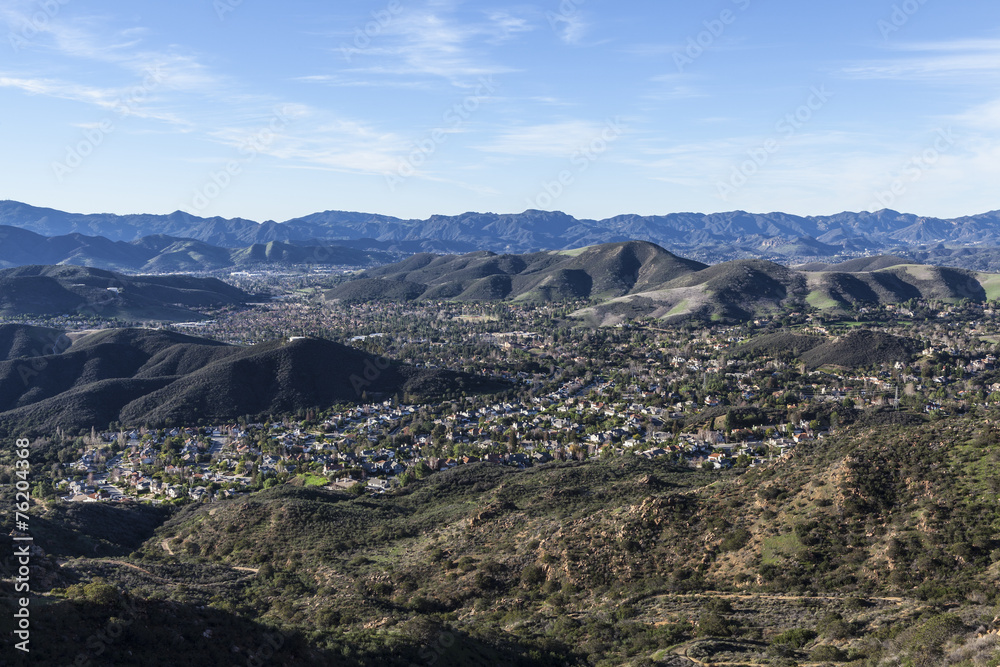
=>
[805,289,838,310]
[328,241,1000,326]
[9,406,1000,663]
[8,249,1000,664]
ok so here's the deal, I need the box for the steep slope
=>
[575,258,807,324]
[799,254,911,272]
[0,327,501,435]
[0,323,68,360]
[806,265,987,309]
[800,330,921,368]
[328,241,707,303]
[65,408,1000,665]
[0,265,253,321]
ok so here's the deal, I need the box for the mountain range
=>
[328,241,1000,325]
[0,326,500,436]
[0,224,392,272]
[4,200,1000,263]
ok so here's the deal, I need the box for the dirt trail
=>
[657,590,906,604]
[62,556,258,584]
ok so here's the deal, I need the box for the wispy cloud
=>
[954,97,1000,131]
[0,4,237,133]
[292,74,432,90]
[842,39,1000,81]
[3,5,223,93]
[322,2,527,85]
[204,104,419,176]
[484,10,534,43]
[0,74,187,125]
[644,74,707,101]
[476,120,620,157]
[549,12,590,45]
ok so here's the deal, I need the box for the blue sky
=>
[2,0,999,223]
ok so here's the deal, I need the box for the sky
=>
[1,0,999,223]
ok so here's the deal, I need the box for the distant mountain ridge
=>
[3,200,1000,262]
[0,225,392,272]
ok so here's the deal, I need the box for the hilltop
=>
[327,241,1000,325]
[0,327,501,436]
[797,254,911,272]
[0,265,254,322]
[329,241,707,303]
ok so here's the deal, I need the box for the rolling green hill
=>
[583,256,999,324]
[798,254,911,272]
[335,241,1000,325]
[327,241,707,304]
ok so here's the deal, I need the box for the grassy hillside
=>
[328,241,707,304]
[799,255,911,272]
[330,242,1000,325]
[582,258,1000,324]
